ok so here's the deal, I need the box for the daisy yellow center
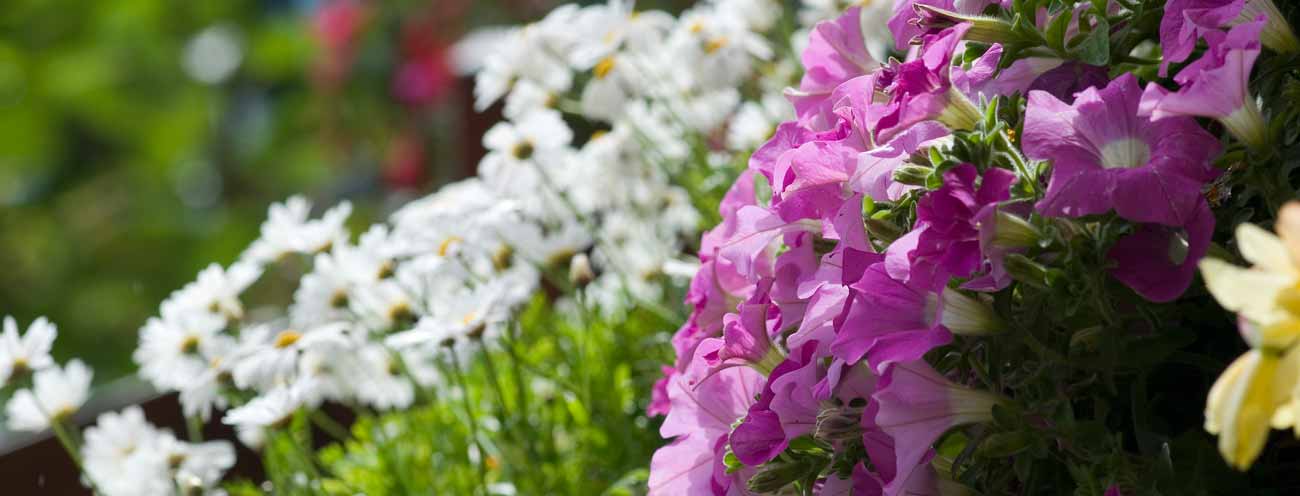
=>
[389,303,415,324]
[511,140,535,160]
[438,236,463,257]
[704,37,728,54]
[10,358,29,378]
[180,335,201,354]
[462,312,478,326]
[1100,138,1151,169]
[51,406,76,423]
[594,57,616,79]
[273,330,302,349]
[330,290,349,309]
[376,260,396,279]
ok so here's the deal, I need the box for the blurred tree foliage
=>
[0,0,450,380]
[0,0,701,382]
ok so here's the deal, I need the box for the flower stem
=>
[448,351,490,495]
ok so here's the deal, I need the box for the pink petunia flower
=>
[1026,73,1221,225]
[1160,0,1298,76]
[649,339,764,495]
[1142,19,1270,149]
[871,360,1005,496]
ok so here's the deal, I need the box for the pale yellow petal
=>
[1206,351,1255,434]
[1199,258,1294,326]
[1236,223,1296,275]
[1275,202,1300,267]
[1218,352,1282,471]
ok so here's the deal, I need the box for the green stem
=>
[50,419,103,495]
[310,411,351,443]
[997,130,1037,195]
[448,351,490,495]
[186,415,204,443]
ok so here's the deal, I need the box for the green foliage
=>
[231,294,678,495]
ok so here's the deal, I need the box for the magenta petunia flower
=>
[876,24,982,143]
[787,6,880,130]
[1025,73,1221,226]
[887,0,1004,50]
[884,164,1018,285]
[1160,0,1298,76]
[704,279,784,374]
[1107,199,1215,302]
[649,338,764,495]
[850,121,951,202]
[953,44,1107,103]
[647,366,675,417]
[729,343,819,466]
[871,360,1005,496]
[1142,18,1269,149]
[831,262,1003,372]
[965,198,1036,292]
[1159,0,1248,75]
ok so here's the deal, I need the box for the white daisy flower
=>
[80,406,172,496]
[230,322,351,391]
[242,196,352,265]
[133,307,227,391]
[0,316,57,386]
[6,359,93,432]
[480,109,573,196]
[163,261,262,323]
[222,384,305,430]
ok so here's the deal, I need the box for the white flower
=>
[503,219,593,269]
[81,406,172,496]
[350,279,420,332]
[480,110,573,196]
[163,261,262,323]
[713,0,782,32]
[568,1,674,68]
[134,307,227,391]
[290,253,354,329]
[230,322,351,391]
[345,344,415,410]
[0,316,57,386]
[726,91,792,152]
[6,359,93,432]
[504,80,557,121]
[242,196,352,264]
[473,18,576,111]
[223,384,306,429]
[177,335,237,421]
[160,435,237,492]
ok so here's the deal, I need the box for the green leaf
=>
[977,431,1035,458]
[1073,16,1111,65]
[1045,8,1074,53]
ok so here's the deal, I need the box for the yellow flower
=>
[1198,203,1300,470]
[1203,347,1300,470]
[1200,203,1300,349]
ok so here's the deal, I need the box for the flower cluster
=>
[0,1,806,494]
[651,0,1300,494]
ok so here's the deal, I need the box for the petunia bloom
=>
[832,262,1004,372]
[871,360,1004,496]
[649,338,765,495]
[1107,199,1214,302]
[1160,0,1298,76]
[786,6,881,129]
[885,164,1018,285]
[876,24,983,143]
[1142,19,1269,149]
[1026,73,1221,226]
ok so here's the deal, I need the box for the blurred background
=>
[0,0,694,382]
